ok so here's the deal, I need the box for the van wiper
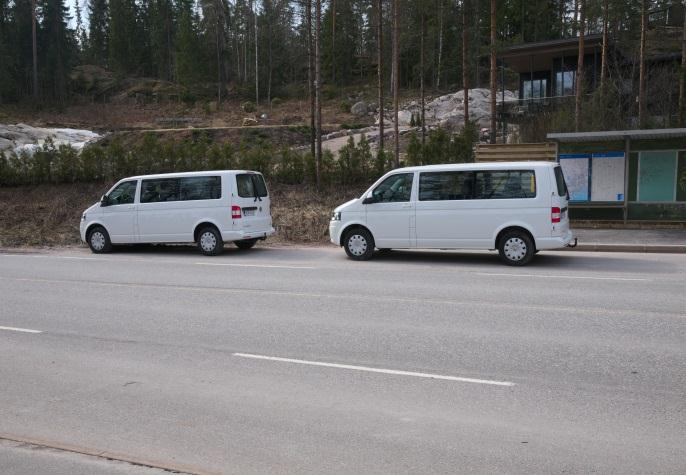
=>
[251,175,262,202]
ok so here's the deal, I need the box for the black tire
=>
[343,227,375,261]
[498,230,535,266]
[87,226,112,254]
[197,226,224,256]
[234,238,258,250]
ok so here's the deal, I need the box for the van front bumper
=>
[536,230,574,250]
[329,220,343,245]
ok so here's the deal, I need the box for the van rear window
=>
[554,166,568,197]
[237,174,268,198]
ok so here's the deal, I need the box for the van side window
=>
[419,172,474,201]
[179,176,221,201]
[474,170,536,199]
[108,180,137,205]
[141,178,180,203]
[237,174,268,198]
[372,173,414,203]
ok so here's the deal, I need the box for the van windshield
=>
[554,166,568,198]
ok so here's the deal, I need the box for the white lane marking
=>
[195,262,315,270]
[476,272,648,282]
[0,253,317,269]
[0,325,42,334]
[233,352,515,387]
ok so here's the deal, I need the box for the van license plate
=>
[243,208,256,216]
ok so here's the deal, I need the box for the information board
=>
[591,152,625,202]
[639,151,677,202]
[559,154,590,201]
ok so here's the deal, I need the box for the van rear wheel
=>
[498,231,534,266]
[234,238,258,250]
[343,228,375,261]
[197,226,224,256]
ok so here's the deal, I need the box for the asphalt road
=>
[1,245,685,474]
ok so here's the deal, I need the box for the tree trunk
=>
[306,0,315,158]
[253,0,259,107]
[377,0,384,154]
[315,0,322,189]
[679,0,686,126]
[31,0,38,99]
[573,0,579,36]
[267,0,272,108]
[331,0,336,84]
[560,0,565,38]
[490,0,496,144]
[420,6,426,148]
[393,0,400,167]
[600,0,609,93]
[462,0,469,125]
[436,0,444,88]
[639,0,647,128]
[575,0,585,132]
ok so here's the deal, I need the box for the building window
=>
[555,71,575,97]
[523,78,547,100]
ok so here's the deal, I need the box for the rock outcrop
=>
[0,123,101,155]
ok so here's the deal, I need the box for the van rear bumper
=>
[536,230,574,250]
[222,227,275,242]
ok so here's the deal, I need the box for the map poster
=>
[559,154,590,202]
[591,152,625,202]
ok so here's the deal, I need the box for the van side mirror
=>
[362,195,378,205]
[100,194,110,207]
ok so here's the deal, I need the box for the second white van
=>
[329,162,575,266]
[80,170,275,255]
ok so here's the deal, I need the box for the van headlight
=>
[331,211,341,221]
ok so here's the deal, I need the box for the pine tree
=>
[87,0,108,65]
[108,0,140,75]
[175,0,201,86]
[38,0,76,101]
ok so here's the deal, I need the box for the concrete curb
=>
[562,244,686,253]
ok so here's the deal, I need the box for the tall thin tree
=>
[638,0,647,128]
[462,0,469,125]
[31,0,37,99]
[679,0,686,126]
[575,0,585,132]
[489,0,496,144]
[393,0,399,167]
[306,0,315,158]
[420,3,426,147]
[377,0,384,155]
[600,0,609,92]
[315,0,322,189]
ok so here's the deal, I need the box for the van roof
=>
[124,170,261,180]
[393,161,557,172]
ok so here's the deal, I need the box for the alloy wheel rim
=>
[200,232,217,252]
[348,234,367,256]
[90,231,105,251]
[504,237,527,261]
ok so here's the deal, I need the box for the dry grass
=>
[0,182,365,248]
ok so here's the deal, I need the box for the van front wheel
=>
[197,226,224,256]
[87,226,112,254]
[343,228,375,261]
[498,231,534,266]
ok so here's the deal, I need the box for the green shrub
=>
[241,101,256,113]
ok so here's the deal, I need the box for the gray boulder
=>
[351,101,368,116]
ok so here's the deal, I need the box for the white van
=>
[329,162,575,265]
[80,170,275,255]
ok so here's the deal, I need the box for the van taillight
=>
[551,207,561,223]
[231,205,242,219]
